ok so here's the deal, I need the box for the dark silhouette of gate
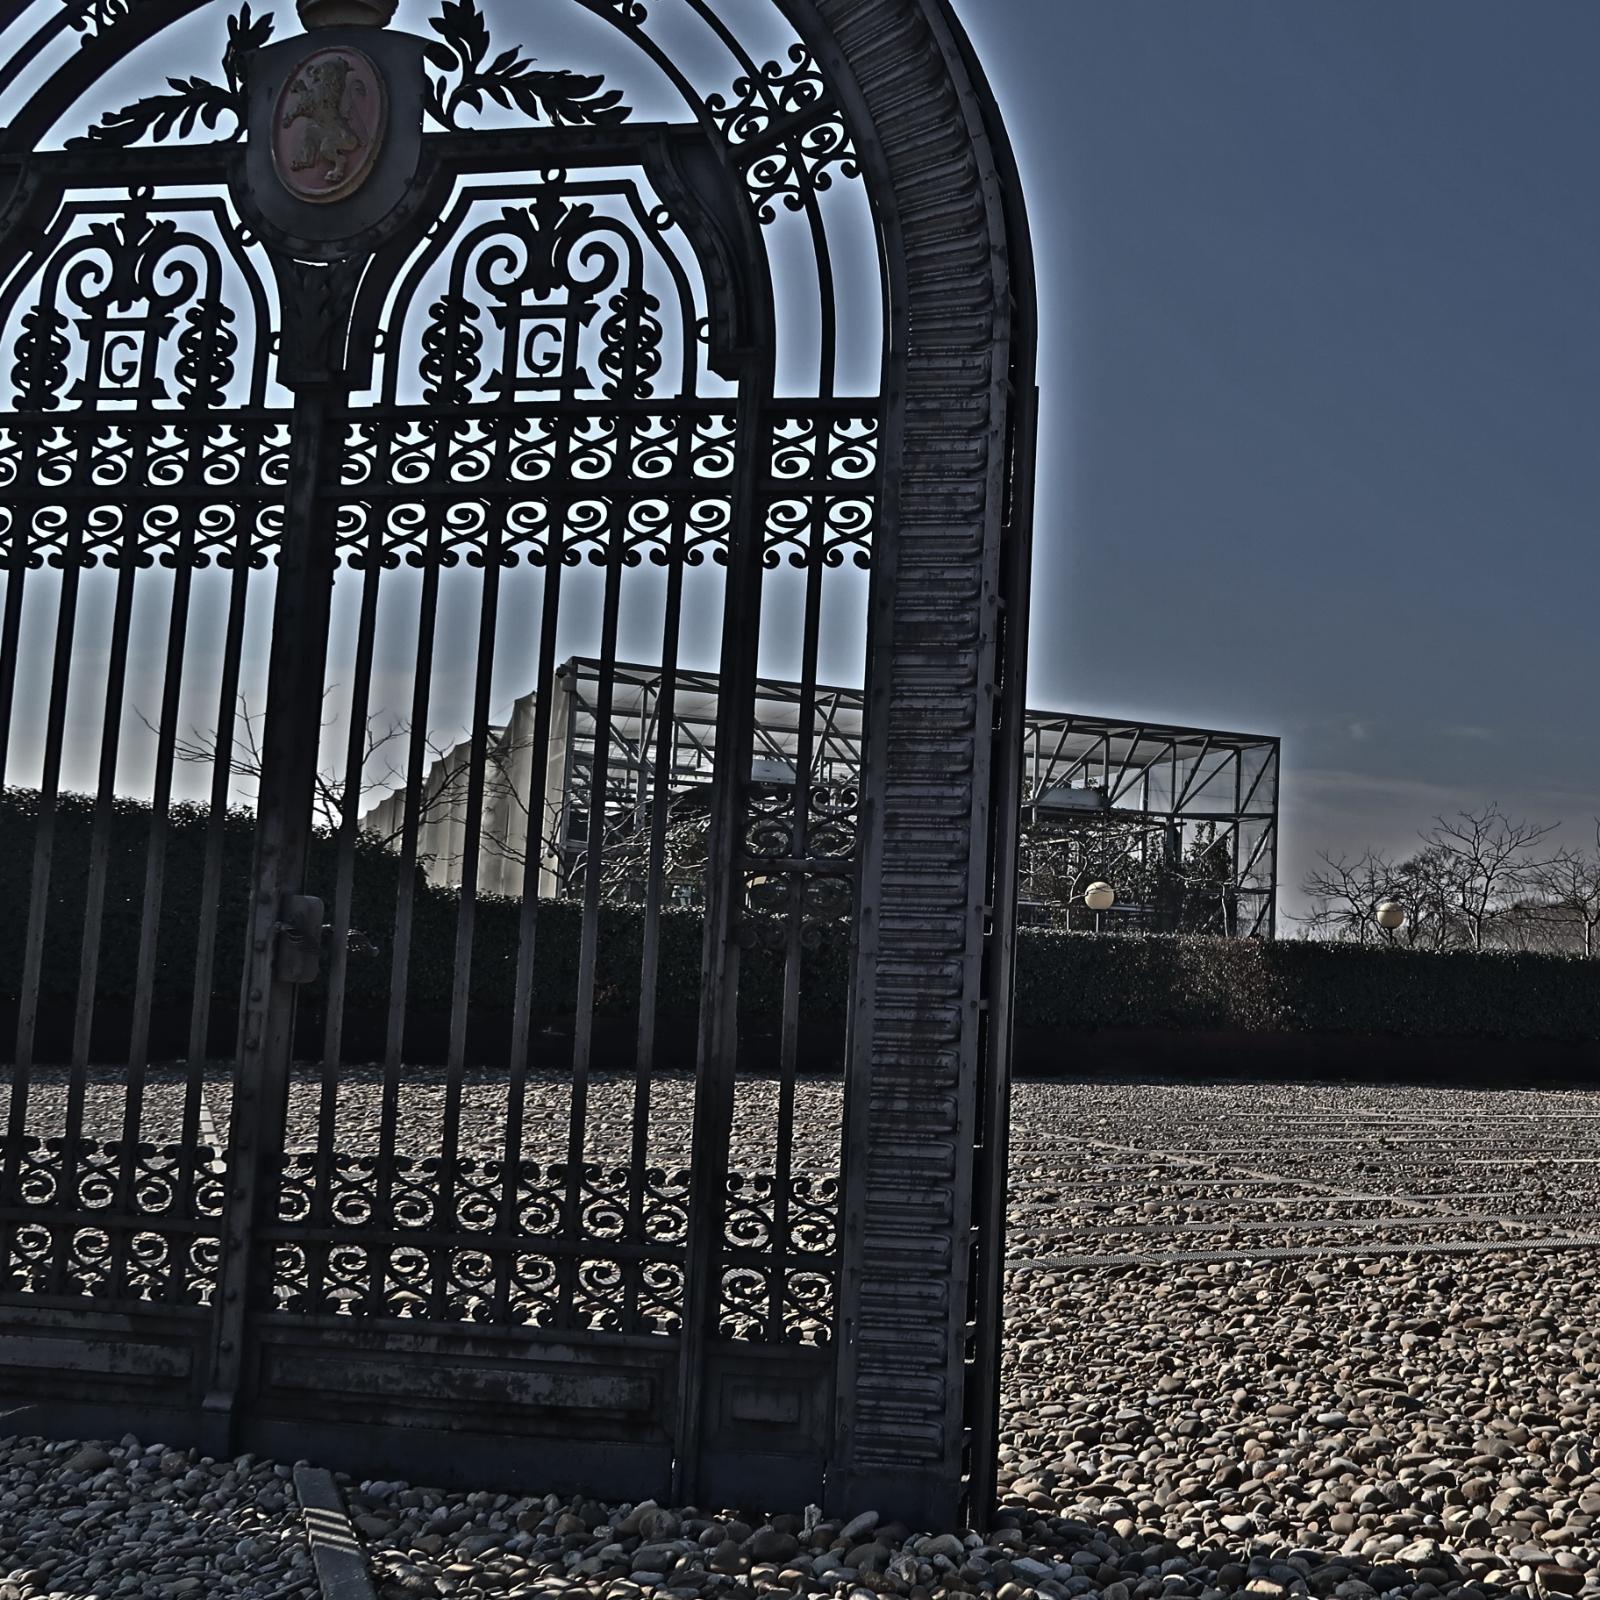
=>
[0,0,1035,1524]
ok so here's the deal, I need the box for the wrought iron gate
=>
[0,0,1034,1524]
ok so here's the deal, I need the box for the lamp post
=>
[1375,899,1406,944]
[1085,880,1115,935]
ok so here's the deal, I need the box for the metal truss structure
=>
[0,0,1035,1525]
[1021,714,1280,938]
[364,659,1279,938]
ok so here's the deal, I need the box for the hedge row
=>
[1013,930,1600,1043]
[0,789,846,1040]
[3,790,1598,1054]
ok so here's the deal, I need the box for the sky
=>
[2,0,1595,927]
[952,0,1600,911]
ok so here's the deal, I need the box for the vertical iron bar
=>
[303,524,382,1314]
[493,536,567,1326]
[432,509,505,1319]
[562,503,628,1325]
[673,381,769,1505]
[67,531,140,1073]
[171,511,256,1299]
[444,515,506,1074]
[381,521,444,1072]
[184,516,257,1068]
[49,524,139,1295]
[0,438,36,1284]
[762,156,844,1346]
[4,511,87,1249]
[112,514,199,1299]
[625,514,687,1318]
[0,458,34,786]
[367,513,444,1316]
[768,469,829,1341]
[321,527,385,1071]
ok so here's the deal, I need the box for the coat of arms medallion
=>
[272,45,387,203]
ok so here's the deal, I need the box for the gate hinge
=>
[273,894,325,985]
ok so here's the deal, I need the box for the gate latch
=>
[273,894,325,984]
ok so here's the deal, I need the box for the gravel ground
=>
[6,1074,1600,1600]
[0,1435,315,1598]
[995,1078,1600,1600]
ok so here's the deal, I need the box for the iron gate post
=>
[199,379,344,1451]
[818,0,1036,1528]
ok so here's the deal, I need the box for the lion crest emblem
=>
[272,48,386,203]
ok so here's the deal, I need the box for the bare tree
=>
[1388,846,1468,950]
[1529,822,1600,958]
[1298,849,1396,946]
[1299,842,1483,951]
[1422,803,1561,953]
[158,694,523,867]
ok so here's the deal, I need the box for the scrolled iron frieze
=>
[266,1151,836,1342]
[718,1270,837,1347]
[7,1135,227,1217]
[723,1171,839,1257]
[275,1152,690,1241]
[719,1169,840,1346]
[0,418,291,497]
[0,487,284,572]
[0,1137,226,1304]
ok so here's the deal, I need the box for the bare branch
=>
[1421,803,1562,952]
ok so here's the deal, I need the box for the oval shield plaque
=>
[272,46,387,204]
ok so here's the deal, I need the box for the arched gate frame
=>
[0,0,1035,1524]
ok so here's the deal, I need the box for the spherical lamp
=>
[1084,882,1115,914]
[1375,900,1406,933]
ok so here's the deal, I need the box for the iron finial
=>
[296,0,395,27]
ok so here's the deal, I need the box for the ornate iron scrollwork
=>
[707,44,859,224]
[415,191,661,405]
[60,0,137,38]
[69,4,274,147]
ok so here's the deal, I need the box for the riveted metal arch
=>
[791,0,1039,1528]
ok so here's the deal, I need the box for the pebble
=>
[0,1433,314,1598]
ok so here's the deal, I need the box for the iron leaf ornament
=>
[423,0,630,130]
[60,0,136,37]
[69,4,275,147]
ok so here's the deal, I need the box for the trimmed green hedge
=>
[0,789,848,1058]
[1014,931,1600,1043]
[3,789,1597,1058]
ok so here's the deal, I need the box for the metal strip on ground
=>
[1009,1210,1600,1236]
[1007,1190,1528,1213]
[294,1466,377,1600]
[1008,1234,1600,1271]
